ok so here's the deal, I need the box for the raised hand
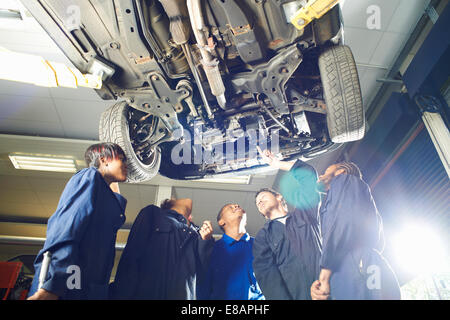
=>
[257,146,295,171]
[257,146,279,167]
[199,220,213,240]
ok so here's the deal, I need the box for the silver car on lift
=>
[22,0,365,182]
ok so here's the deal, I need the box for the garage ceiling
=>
[0,0,433,261]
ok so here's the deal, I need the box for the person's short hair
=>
[255,188,281,200]
[255,188,287,213]
[335,162,362,179]
[84,142,126,169]
[217,204,231,233]
[160,198,176,211]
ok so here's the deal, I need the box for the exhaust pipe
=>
[187,0,227,110]
[158,0,191,45]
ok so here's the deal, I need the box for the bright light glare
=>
[0,48,102,89]
[393,224,447,274]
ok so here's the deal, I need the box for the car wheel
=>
[319,45,365,143]
[99,101,161,183]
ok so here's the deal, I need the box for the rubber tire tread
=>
[99,101,161,183]
[319,45,365,143]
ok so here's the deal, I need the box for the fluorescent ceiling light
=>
[194,175,251,185]
[0,0,43,30]
[9,154,77,173]
[0,0,23,22]
[0,8,22,19]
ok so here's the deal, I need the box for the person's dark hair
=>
[84,142,126,169]
[217,204,231,233]
[160,198,176,211]
[335,162,362,179]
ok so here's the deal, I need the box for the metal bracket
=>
[87,57,115,81]
[415,94,450,178]
[425,4,439,24]
[213,0,264,63]
[415,94,442,114]
[231,44,303,115]
[123,73,192,136]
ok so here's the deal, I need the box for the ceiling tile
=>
[0,80,51,98]
[34,190,60,207]
[51,98,110,140]
[137,185,157,206]
[0,201,46,218]
[0,29,58,48]
[0,118,65,137]
[48,86,109,102]
[359,67,386,109]
[0,94,59,122]
[356,66,369,85]
[0,188,41,205]
[341,0,401,31]
[387,0,430,34]
[369,32,409,68]
[344,27,383,64]
[0,41,74,66]
[0,174,31,191]
[43,204,57,217]
[123,203,143,225]
[26,176,67,192]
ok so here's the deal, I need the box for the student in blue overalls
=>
[28,143,128,300]
[311,162,401,300]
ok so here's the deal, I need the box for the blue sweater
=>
[198,233,264,300]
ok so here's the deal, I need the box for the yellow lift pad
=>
[290,0,340,30]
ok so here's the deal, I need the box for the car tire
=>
[99,101,161,183]
[319,45,365,143]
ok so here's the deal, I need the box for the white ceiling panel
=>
[0,79,52,98]
[359,67,386,108]
[0,118,65,137]
[34,190,60,207]
[344,27,384,64]
[48,86,109,102]
[0,43,70,64]
[341,0,401,30]
[52,98,109,140]
[369,32,410,68]
[0,188,41,205]
[0,94,59,122]
[0,201,47,218]
[356,65,368,82]
[0,174,31,190]
[26,176,68,192]
[0,29,58,48]
[137,185,158,205]
[387,0,431,34]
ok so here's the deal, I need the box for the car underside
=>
[22,0,365,182]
